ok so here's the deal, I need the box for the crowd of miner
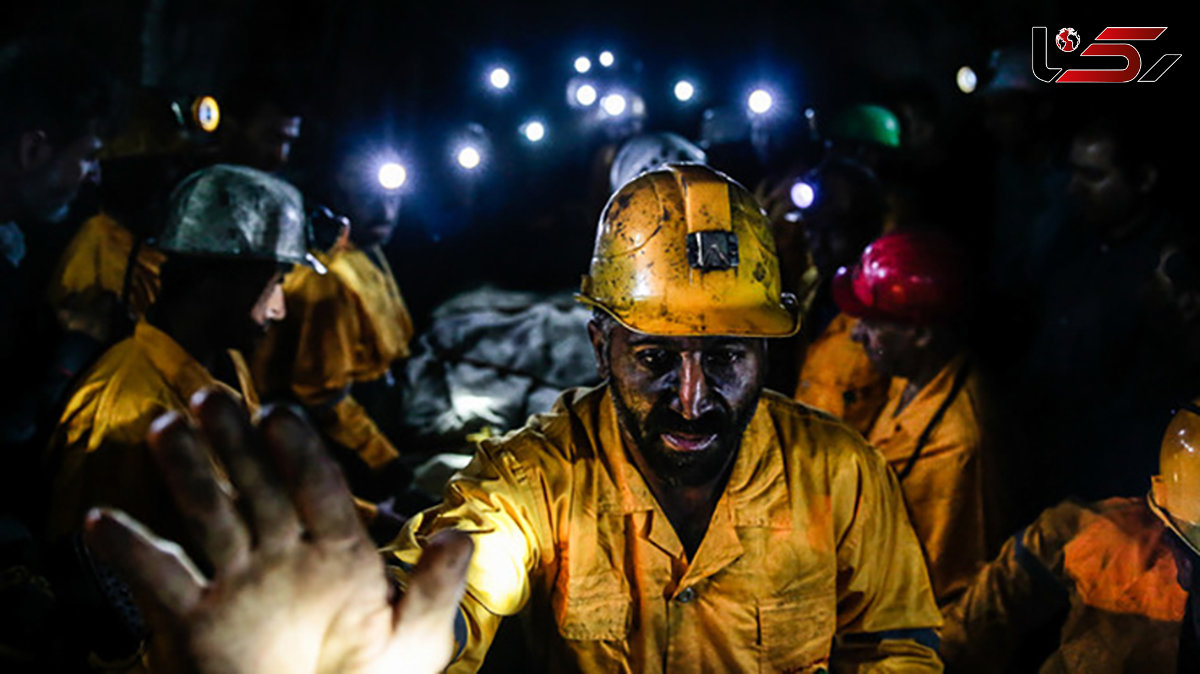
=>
[2,38,1198,674]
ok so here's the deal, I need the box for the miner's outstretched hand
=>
[84,390,471,674]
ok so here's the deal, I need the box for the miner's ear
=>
[588,319,611,380]
[913,327,935,350]
[17,130,54,172]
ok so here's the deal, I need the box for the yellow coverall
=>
[45,321,255,539]
[941,497,1188,673]
[794,313,889,435]
[254,241,413,470]
[389,385,944,673]
[866,355,999,605]
[47,212,165,341]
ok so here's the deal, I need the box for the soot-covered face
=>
[590,318,766,488]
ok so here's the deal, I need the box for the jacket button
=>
[677,587,696,603]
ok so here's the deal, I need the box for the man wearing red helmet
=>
[835,230,1006,605]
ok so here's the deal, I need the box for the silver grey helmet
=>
[159,164,323,272]
[609,132,707,193]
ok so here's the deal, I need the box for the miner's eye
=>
[704,348,743,369]
[635,348,675,372]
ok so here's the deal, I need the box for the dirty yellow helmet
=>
[1149,401,1200,555]
[577,163,799,337]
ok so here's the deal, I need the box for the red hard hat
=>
[833,230,967,324]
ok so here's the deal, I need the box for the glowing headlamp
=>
[601,93,627,117]
[457,145,482,170]
[191,95,220,133]
[790,180,816,209]
[674,80,695,102]
[748,89,773,115]
[488,67,511,90]
[377,162,407,190]
[956,66,978,94]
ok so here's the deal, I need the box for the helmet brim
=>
[576,293,799,338]
[1148,484,1200,557]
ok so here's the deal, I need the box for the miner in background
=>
[0,40,111,464]
[1020,110,1178,507]
[942,401,1200,673]
[253,132,416,504]
[44,164,313,541]
[790,156,890,434]
[0,38,117,672]
[838,230,1005,604]
[43,90,185,374]
[47,72,307,355]
[214,71,305,175]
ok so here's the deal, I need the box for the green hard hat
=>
[826,104,902,149]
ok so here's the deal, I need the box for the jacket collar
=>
[135,321,253,409]
[874,353,967,457]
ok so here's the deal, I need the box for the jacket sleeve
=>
[314,395,400,469]
[384,436,559,673]
[279,267,404,469]
[47,214,129,341]
[829,437,945,673]
[939,502,1076,673]
[46,377,171,540]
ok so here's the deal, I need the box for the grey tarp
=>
[401,286,600,441]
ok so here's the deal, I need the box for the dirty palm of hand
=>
[84,390,472,674]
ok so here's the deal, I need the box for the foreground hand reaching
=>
[83,390,472,674]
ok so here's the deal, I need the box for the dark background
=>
[2,0,1187,320]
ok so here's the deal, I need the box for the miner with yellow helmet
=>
[46,88,211,343]
[48,74,302,349]
[43,87,214,423]
[943,400,1200,672]
[388,164,941,672]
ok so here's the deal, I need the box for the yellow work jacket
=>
[254,241,412,469]
[941,497,1188,673]
[794,313,889,436]
[389,385,943,673]
[866,355,997,605]
[47,212,165,340]
[45,321,255,539]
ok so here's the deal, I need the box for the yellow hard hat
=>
[577,163,799,337]
[1149,401,1200,554]
[99,88,190,160]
